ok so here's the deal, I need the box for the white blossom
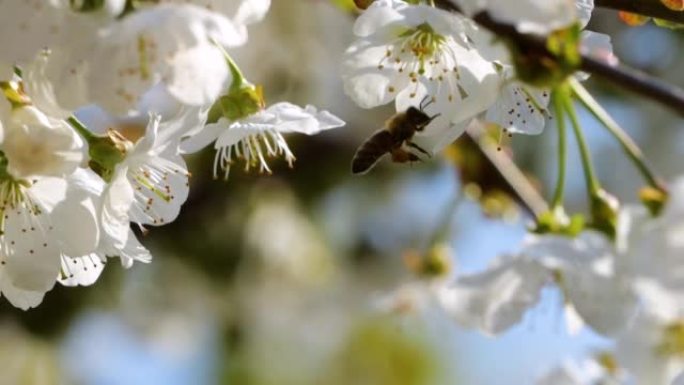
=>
[455,0,591,34]
[615,299,684,385]
[180,102,345,179]
[342,0,500,146]
[1,105,83,179]
[100,114,192,227]
[151,0,271,43]
[0,172,100,309]
[42,3,249,115]
[445,232,637,336]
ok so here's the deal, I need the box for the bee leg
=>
[391,148,421,164]
[406,141,431,158]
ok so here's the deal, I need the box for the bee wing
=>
[351,129,395,175]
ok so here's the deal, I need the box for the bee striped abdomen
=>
[351,129,396,174]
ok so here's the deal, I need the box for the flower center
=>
[378,22,465,102]
[399,23,445,74]
[657,321,684,359]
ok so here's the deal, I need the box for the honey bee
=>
[351,97,440,175]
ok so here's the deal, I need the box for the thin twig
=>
[465,123,549,219]
[435,0,684,117]
[596,0,684,24]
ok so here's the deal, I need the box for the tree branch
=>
[465,124,549,219]
[595,0,684,24]
[435,0,684,117]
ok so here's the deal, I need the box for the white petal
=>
[1,198,60,292]
[128,154,189,226]
[3,106,84,178]
[179,120,226,154]
[233,0,271,26]
[101,166,134,249]
[353,0,406,37]
[303,105,346,130]
[23,51,74,119]
[118,230,152,268]
[58,254,105,287]
[164,43,231,108]
[215,125,254,148]
[267,103,345,135]
[342,38,410,109]
[576,0,595,28]
[444,256,550,335]
[563,268,637,336]
[485,82,550,135]
[0,275,45,310]
[414,119,470,154]
[51,179,100,257]
[580,31,617,67]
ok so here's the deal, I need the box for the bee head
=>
[405,107,431,131]
[406,102,440,132]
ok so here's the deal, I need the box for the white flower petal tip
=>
[580,31,618,67]
[58,255,106,287]
[485,82,551,135]
[444,256,550,335]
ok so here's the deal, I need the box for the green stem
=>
[211,39,247,92]
[561,87,601,195]
[550,90,567,209]
[569,78,665,192]
[66,116,98,143]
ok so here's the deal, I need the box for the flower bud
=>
[87,129,130,182]
[403,243,453,279]
[589,188,620,239]
[533,206,585,236]
[639,185,669,216]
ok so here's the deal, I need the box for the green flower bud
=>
[87,129,130,182]
[589,188,620,239]
[533,206,585,237]
[639,185,669,217]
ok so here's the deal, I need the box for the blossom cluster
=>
[341,1,684,384]
[342,0,611,154]
[2,0,683,383]
[0,0,344,309]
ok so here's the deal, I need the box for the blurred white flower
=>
[1,105,83,179]
[615,298,684,385]
[454,0,591,34]
[181,102,344,178]
[42,3,253,115]
[342,0,500,149]
[152,0,271,43]
[616,179,684,291]
[0,0,69,65]
[445,232,637,336]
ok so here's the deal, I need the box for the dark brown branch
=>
[435,0,684,117]
[595,0,684,24]
[582,57,684,116]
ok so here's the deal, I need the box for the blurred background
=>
[1,1,683,384]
